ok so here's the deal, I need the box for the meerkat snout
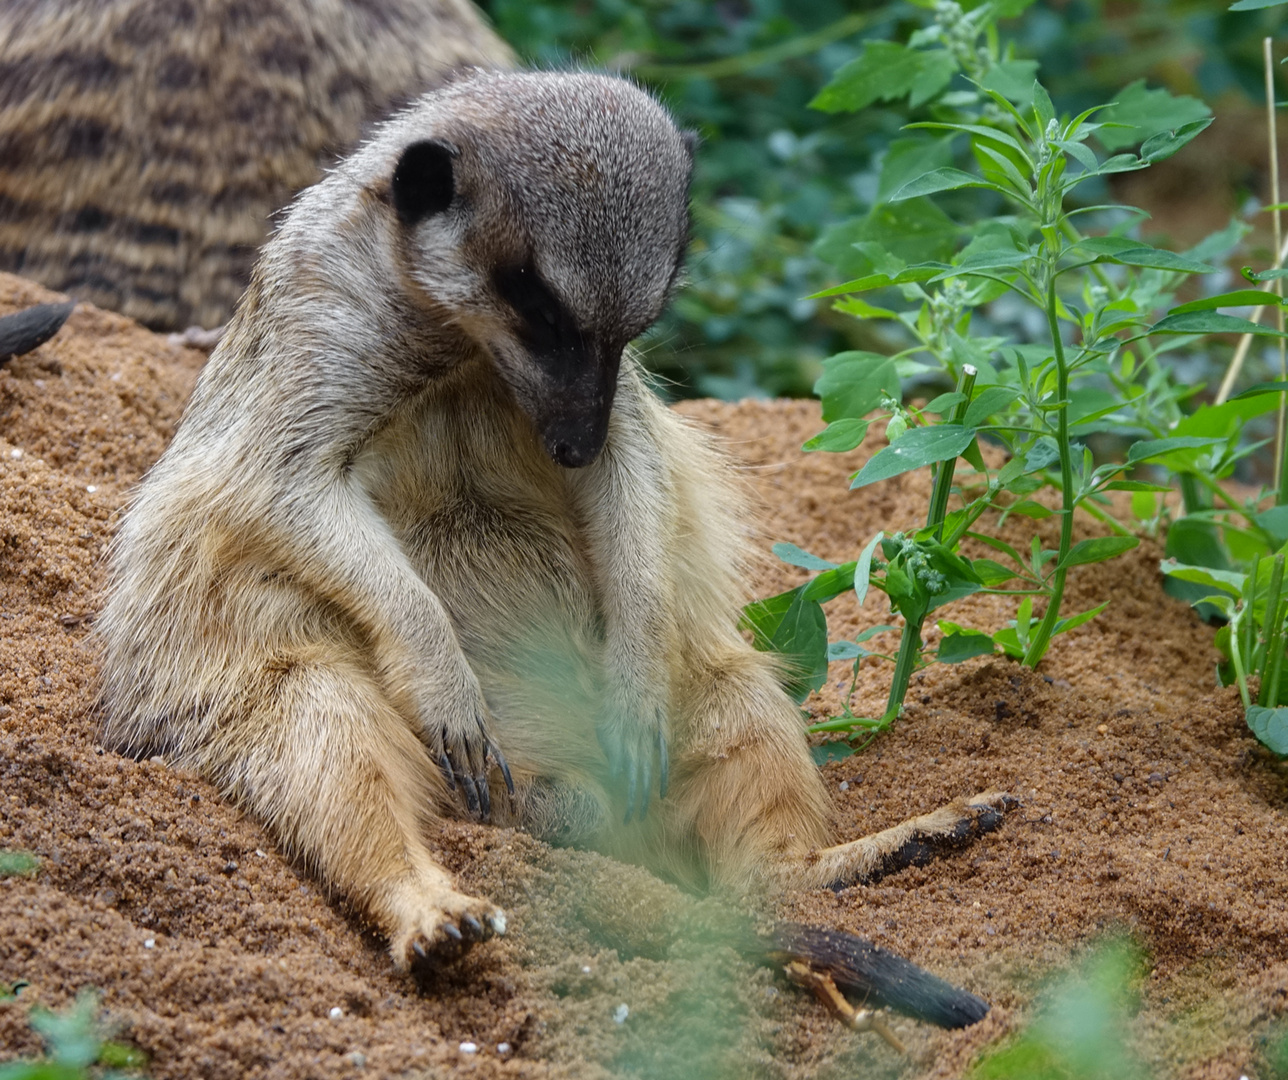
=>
[383,73,694,467]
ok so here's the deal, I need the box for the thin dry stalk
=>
[1216,39,1287,410]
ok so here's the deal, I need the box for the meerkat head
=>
[381,71,694,468]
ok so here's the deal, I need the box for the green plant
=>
[0,851,39,877]
[0,991,148,1080]
[970,938,1152,1080]
[742,0,1288,746]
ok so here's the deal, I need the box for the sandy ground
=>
[1,270,1286,1079]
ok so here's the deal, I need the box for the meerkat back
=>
[0,0,514,331]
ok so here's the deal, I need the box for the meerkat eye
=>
[493,263,574,351]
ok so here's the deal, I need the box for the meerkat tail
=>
[0,302,75,363]
[765,923,990,1029]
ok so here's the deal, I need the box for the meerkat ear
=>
[680,129,700,160]
[391,140,456,226]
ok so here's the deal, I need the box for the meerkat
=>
[0,0,513,332]
[97,70,1008,993]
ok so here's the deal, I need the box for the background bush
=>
[478,0,1288,399]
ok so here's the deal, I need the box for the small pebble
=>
[838,780,849,791]
[581,965,591,974]
[9,448,22,459]
[1097,724,1108,734]
[329,1007,344,1020]
[345,1052,366,1068]
[459,1041,478,1054]
[143,938,155,949]
[86,485,97,493]
[613,1004,629,1024]
[497,1043,511,1055]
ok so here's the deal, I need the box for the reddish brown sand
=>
[1,270,1286,1079]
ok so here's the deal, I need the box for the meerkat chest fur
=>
[353,362,601,652]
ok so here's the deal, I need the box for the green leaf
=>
[1096,80,1212,153]
[937,626,997,663]
[811,741,857,766]
[810,264,944,298]
[803,418,870,453]
[815,353,901,423]
[1057,536,1139,569]
[1257,505,1288,545]
[928,250,1033,283]
[772,542,838,572]
[963,385,1022,427]
[974,558,1019,586]
[742,587,829,702]
[803,561,860,604]
[1099,247,1217,275]
[877,138,956,203]
[1246,705,1288,755]
[1160,559,1246,597]
[1139,118,1214,163]
[977,60,1040,106]
[1242,266,1288,282]
[888,167,997,203]
[1230,0,1288,9]
[812,41,957,114]
[1233,380,1288,397]
[1168,289,1285,314]
[854,531,885,606]
[1151,311,1288,336]
[1052,602,1110,635]
[1127,436,1225,463]
[851,425,976,489]
[815,199,960,277]
[1103,480,1172,492]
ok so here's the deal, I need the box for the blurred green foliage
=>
[478,0,1287,398]
[970,938,1152,1080]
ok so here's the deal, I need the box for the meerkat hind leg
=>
[784,791,1016,893]
[224,655,506,975]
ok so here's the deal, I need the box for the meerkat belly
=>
[355,392,609,761]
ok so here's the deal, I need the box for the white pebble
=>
[459,1041,478,1054]
[838,780,849,791]
[497,1043,511,1055]
[345,1051,366,1068]
[86,485,97,493]
[581,965,591,974]
[329,1007,343,1020]
[9,448,21,460]
[613,1003,629,1024]
[143,938,155,949]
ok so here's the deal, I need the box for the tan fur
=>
[97,71,1006,973]
[0,0,514,331]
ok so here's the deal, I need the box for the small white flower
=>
[613,1004,629,1024]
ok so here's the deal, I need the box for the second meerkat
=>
[98,70,1008,979]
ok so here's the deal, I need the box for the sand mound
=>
[1,271,1284,1078]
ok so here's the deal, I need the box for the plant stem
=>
[1260,553,1287,706]
[1023,279,1075,668]
[927,365,978,538]
[882,614,924,724]
[878,368,981,724]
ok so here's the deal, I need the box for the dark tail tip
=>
[0,301,76,364]
[768,922,989,1029]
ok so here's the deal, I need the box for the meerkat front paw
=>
[425,696,513,820]
[597,690,669,822]
[388,888,508,978]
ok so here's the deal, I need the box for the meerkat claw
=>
[442,923,463,942]
[488,738,515,799]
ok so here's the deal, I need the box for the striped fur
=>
[0,0,513,330]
